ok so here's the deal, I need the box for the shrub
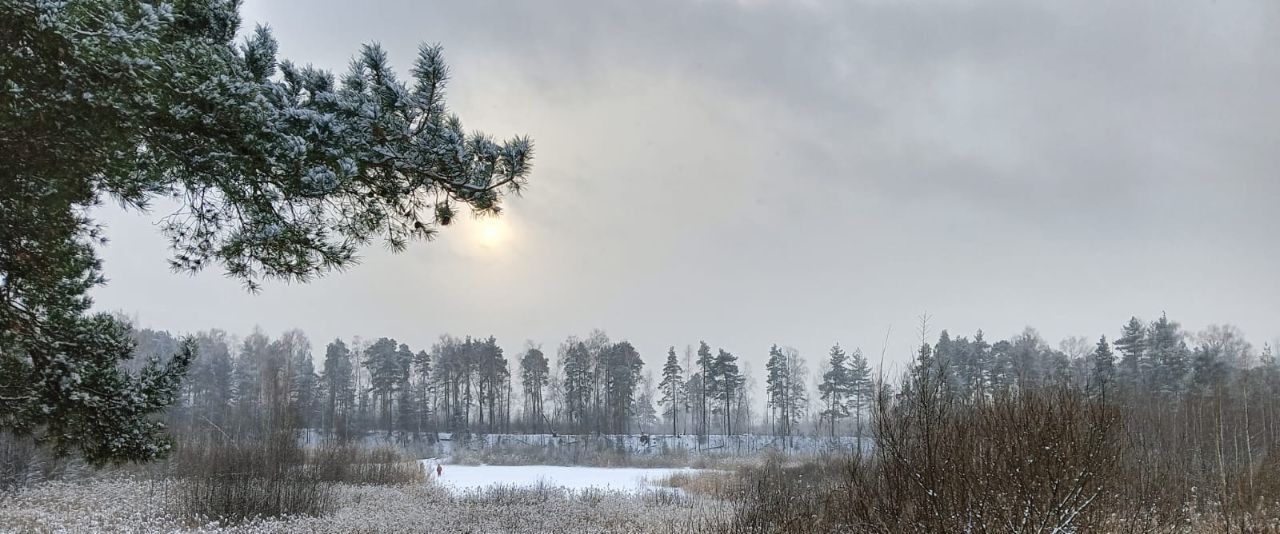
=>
[169,431,334,524]
[0,432,39,490]
[309,442,426,485]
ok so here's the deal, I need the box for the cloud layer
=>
[94,0,1280,372]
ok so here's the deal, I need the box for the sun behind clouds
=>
[474,216,507,248]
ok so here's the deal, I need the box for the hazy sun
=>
[475,217,506,248]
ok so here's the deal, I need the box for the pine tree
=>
[765,345,807,438]
[520,346,549,432]
[1148,313,1188,396]
[1190,346,1226,397]
[412,349,433,434]
[473,337,507,432]
[818,344,853,437]
[684,373,705,437]
[363,338,411,434]
[290,343,319,430]
[711,348,741,435]
[846,348,873,442]
[765,345,788,435]
[1091,336,1116,398]
[601,341,643,434]
[1115,317,1146,388]
[988,340,1013,393]
[1,0,533,463]
[695,341,713,435]
[658,347,683,435]
[321,339,355,436]
[559,338,593,432]
[970,330,991,398]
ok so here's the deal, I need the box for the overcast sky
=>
[92,0,1280,375]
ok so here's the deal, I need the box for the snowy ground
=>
[423,462,700,492]
[0,477,726,533]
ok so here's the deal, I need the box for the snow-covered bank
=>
[424,463,699,492]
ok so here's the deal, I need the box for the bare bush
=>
[704,383,1125,533]
[0,432,39,490]
[309,442,425,485]
[864,386,1123,532]
[169,431,334,524]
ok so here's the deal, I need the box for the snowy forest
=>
[129,314,1276,446]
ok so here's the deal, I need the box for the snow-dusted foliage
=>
[1,0,531,464]
[0,316,192,464]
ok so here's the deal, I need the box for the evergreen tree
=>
[658,347,683,435]
[765,345,807,438]
[559,338,592,432]
[412,349,432,434]
[846,348,873,441]
[520,346,549,432]
[1148,313,1188,396]
[711,348,741,434]
[601,341,643,434]
[1190,346,1226,397]
[970,330,991,398]
[785,348,809,436]
[765,345,788,435]
[475,337,507,432]
[363,338,411,434]
[818,344,853,437]
[988,340,1014,393]
[1091,336,1116,398]
[321,339,355,435]
[695,341,713,435]
[684,373,705,437]
[1,0,533,463]
[1115,317,1147,387]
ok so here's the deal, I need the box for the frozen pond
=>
[421,462,698,492]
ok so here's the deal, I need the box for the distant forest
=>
[128,314,1273,441]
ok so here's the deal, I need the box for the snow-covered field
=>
[425,462,699,492]
[0,476,725,533]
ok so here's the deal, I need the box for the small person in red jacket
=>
[436,464,443,477]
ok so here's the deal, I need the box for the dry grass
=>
[656,470,742,500]
[0,476,728,533]
[308,443,425,485]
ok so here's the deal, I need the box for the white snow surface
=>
[423,462,698,492]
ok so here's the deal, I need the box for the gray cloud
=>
[94,0,1280,374]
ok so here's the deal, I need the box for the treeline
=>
[131,313,1273,442]
[905,313,1269,404]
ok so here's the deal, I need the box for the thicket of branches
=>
[714,316,1280,533]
